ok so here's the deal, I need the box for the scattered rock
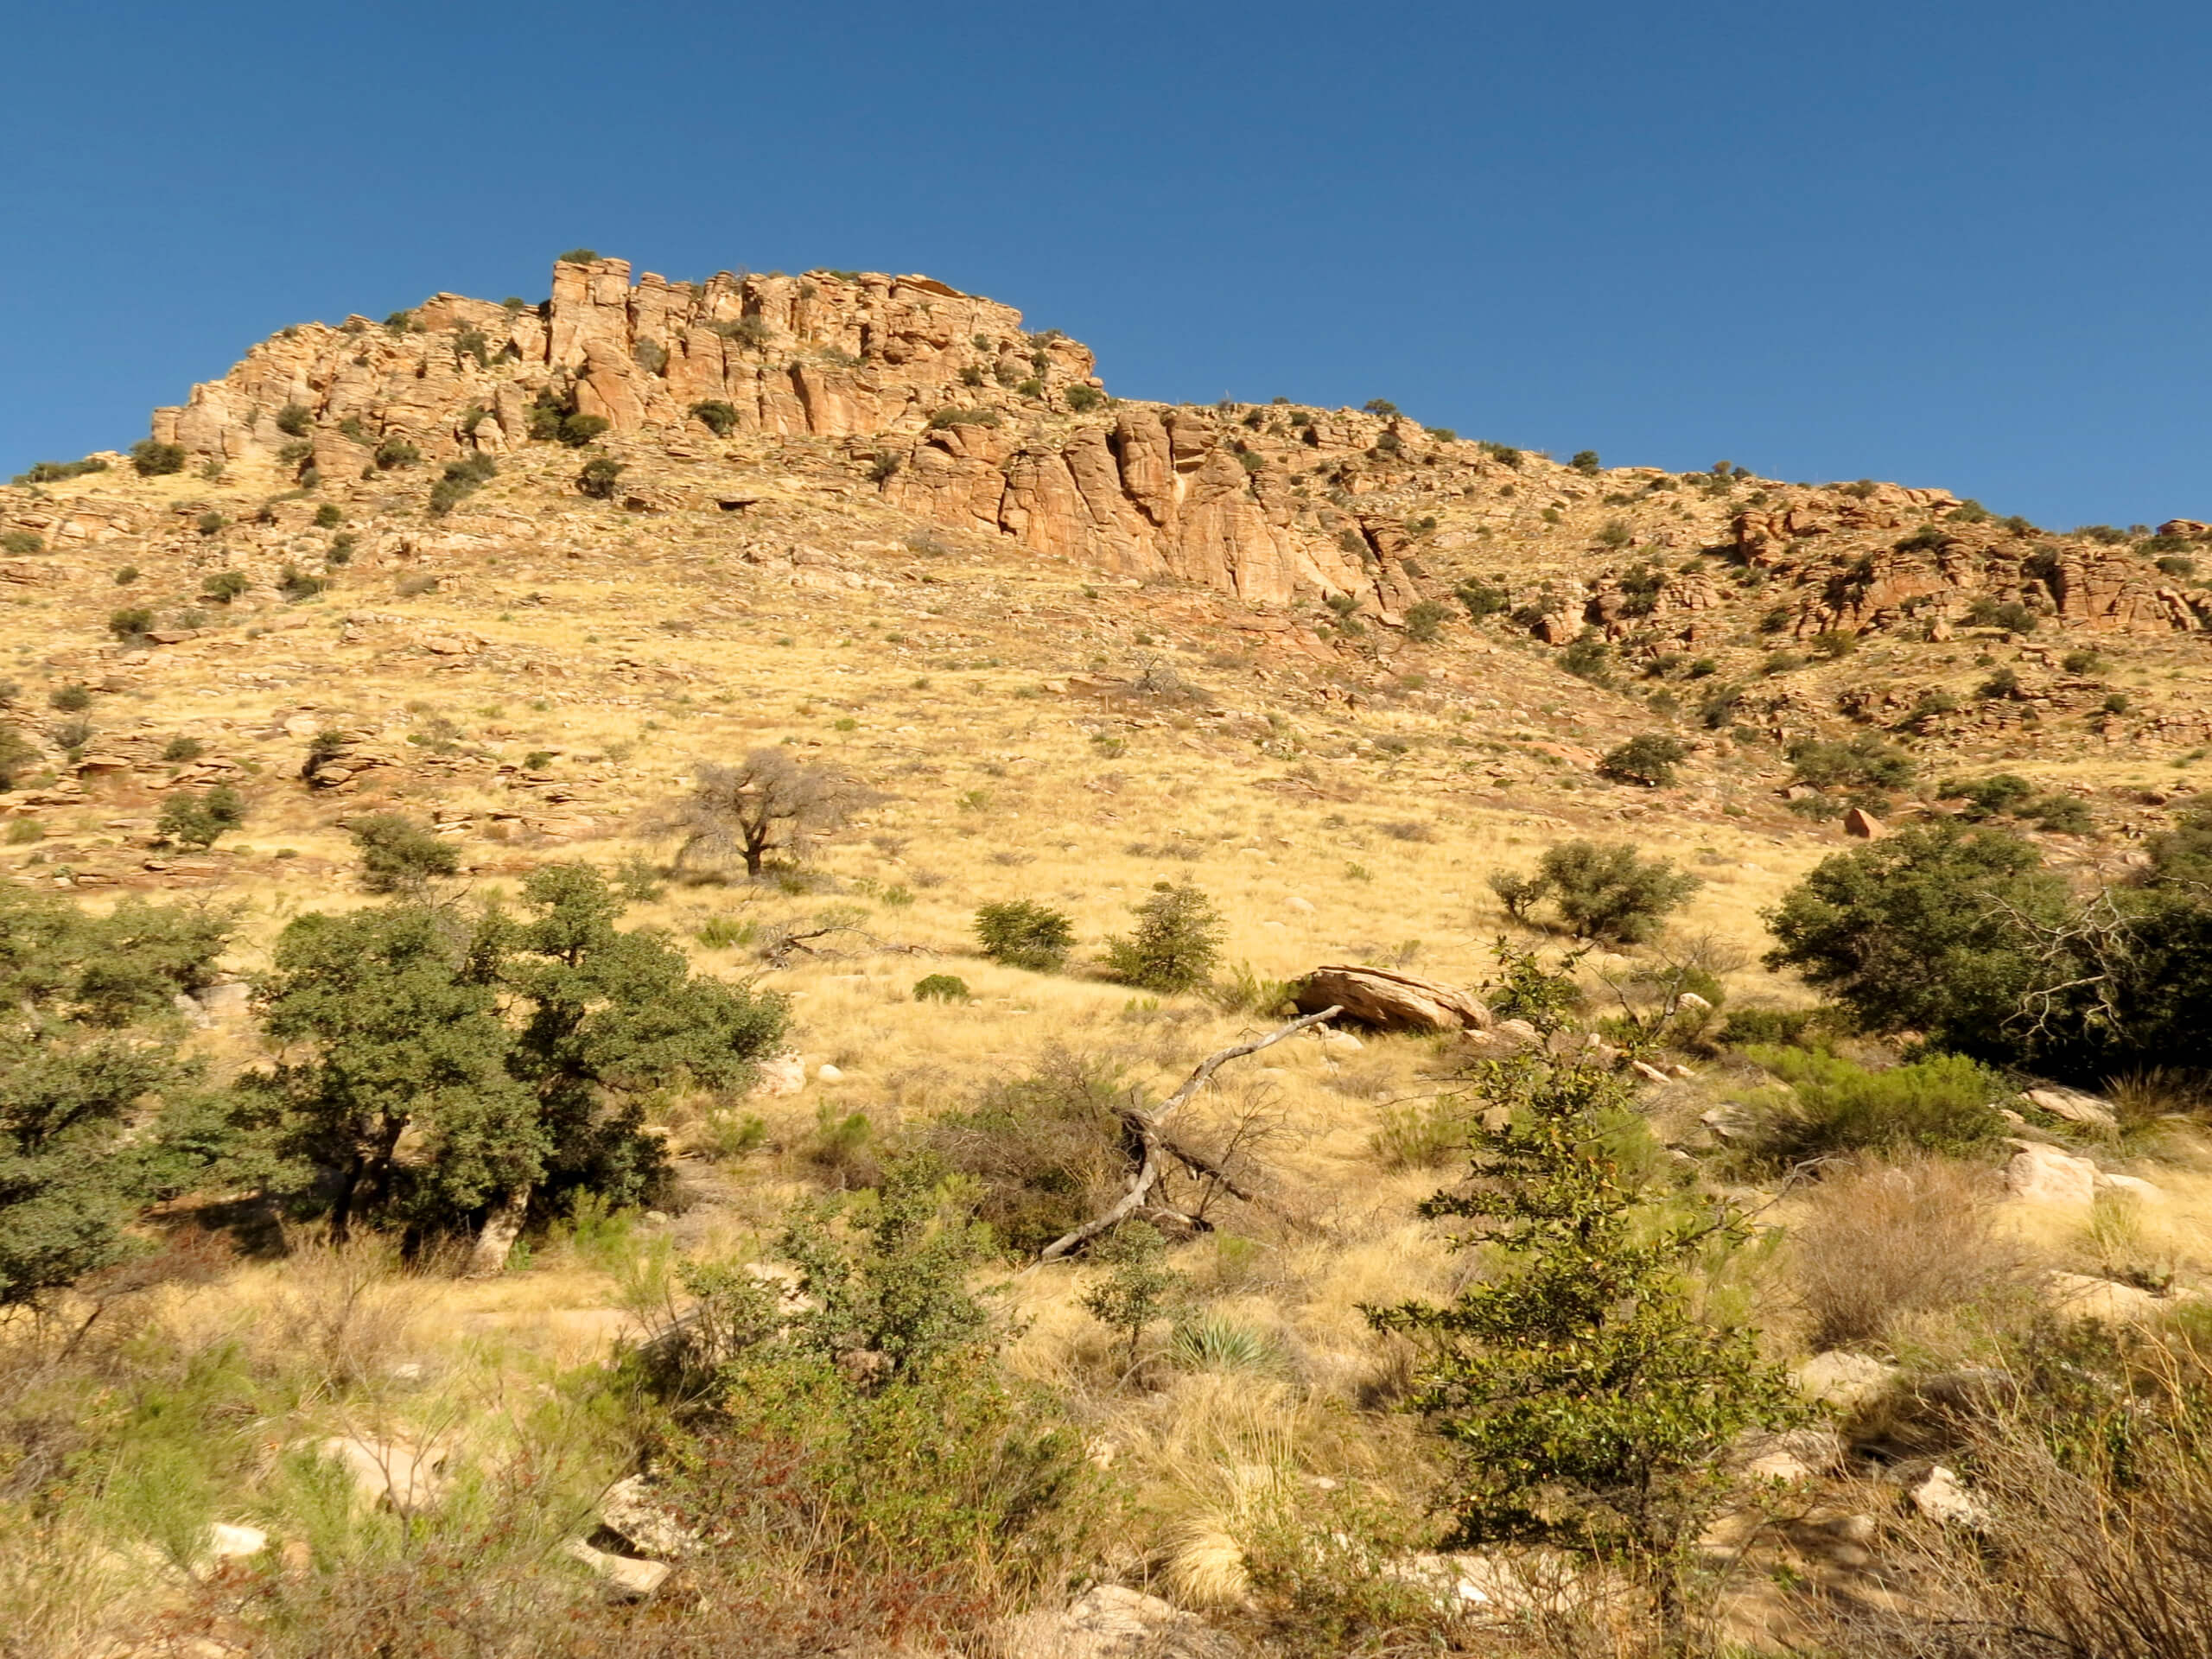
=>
[2004,1140,2100,1206]
[1319,1028,1364,1054]
[2098,1170,2165,1203]
[205,1522,269,1560]
[563,1537,671,1599]
[2022,1086,2119,1130]
[1293,964,1491,1033]
[1793,1351,1897,1410]
[2046,1270,2175,1325]
[316,1434,449,1515]
[1842,805,1885,838]
[1630,1058,1671,1084]
[750,1055,806,1097]
[1910,1465,1991,1529]
[995,1583,1227,1659]
[1675,991,1713,1013]
[1283,895,1315,914]
[601,1474,700,1558]
[1739,1427,1847,1483]
[815,1063,843,1083]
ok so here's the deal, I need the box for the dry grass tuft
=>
[1790,1156,2022,1351]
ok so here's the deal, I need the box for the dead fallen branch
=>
[1033,1006,1340,1263]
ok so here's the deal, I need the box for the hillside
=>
[3,254,2211,1659]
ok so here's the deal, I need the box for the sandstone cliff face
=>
[154,259,1039,461]
[149,257,1439,615]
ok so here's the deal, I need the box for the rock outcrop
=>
[147,256,1437,615]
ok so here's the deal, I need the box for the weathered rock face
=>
[1294,965,1492,1033]
[149,256,1434,614]
[154,258,1039,462]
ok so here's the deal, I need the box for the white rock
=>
[1494,1018,1539,1042]
[2096,1171,2165,1203]
[1793,1351,1897,1410]
[751,1055,805,1097]
[2022,1086,2118,1130]
[2047,1270,2172,1325]
[815,1063,843,1083]
[1675,991,1713,1013]
[1911,1465,1991,1529]
[1740,1427,1847,1484]
[317,1435,448,1515]
[563,1537,670,1598]
[1284,895,1316,914]
[205,1522,267,1560]
[2005,1141,2100,1206]
[601,1474,699,1558]
[1319,1029,1363,1054]
[1630,1059,1670,1084]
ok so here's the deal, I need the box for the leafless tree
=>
[656,749,873,878]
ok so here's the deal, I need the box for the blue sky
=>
[6,0,2208,529]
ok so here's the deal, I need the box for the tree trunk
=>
[329,1154,365,1243]
[464,1185,532,1279]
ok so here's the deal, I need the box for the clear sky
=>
[6,1,2208,529]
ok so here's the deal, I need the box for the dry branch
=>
[1033,1005,1339,1263]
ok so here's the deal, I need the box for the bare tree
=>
[658,749,871,878]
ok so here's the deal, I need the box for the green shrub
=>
[555,247,599,264]
[973,899,1074,971]
[1370,996,1799,1624]
[372,436,420,470]
[912,974,970,1002]
[1738,1047,2005,1161]
[200,570,249,604]
[312,504,343,529]
[1080,1219,1188,1364]
[276,564,327,601]
[1103,881,1225,992]
[10,457,108,484]
[112,564,138,584]
[48,683,91,713]
[1535,840,1699,943]
[713,314,771,348]
[576,456,624,499]
[161,736,203,764]
[558,413,608,447]
[344,812,459,893]
[1455,579,1509,620]
[0,531,41,556]
[1763,823,2068,1060]
[923,1049,1129,1253]
[156,785,245,850]
[1788,732,1915,794]
[108,607,154,641]
[129,441,186,477]
[1064,385,1106,412]
[0,887,234,1306]
[925,406,1002,429]
[1558,636,1610,683]
[0,728,40,790]
[274,404,313,437]
[1966,596,2038,632]
[1571,449,1601,473]
[1599,732,1688,787]
[1402,598,1450,642]
[194,512,225,537]
[690,399,741,436]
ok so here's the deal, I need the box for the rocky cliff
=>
[136,254,2212,646]
[149,256,1442,613]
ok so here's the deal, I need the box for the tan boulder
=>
[1294,965,1491,1033]
[2004,1140,2099,1206]
[2021,1086,2118,1129]
[1842,806,1884,838]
